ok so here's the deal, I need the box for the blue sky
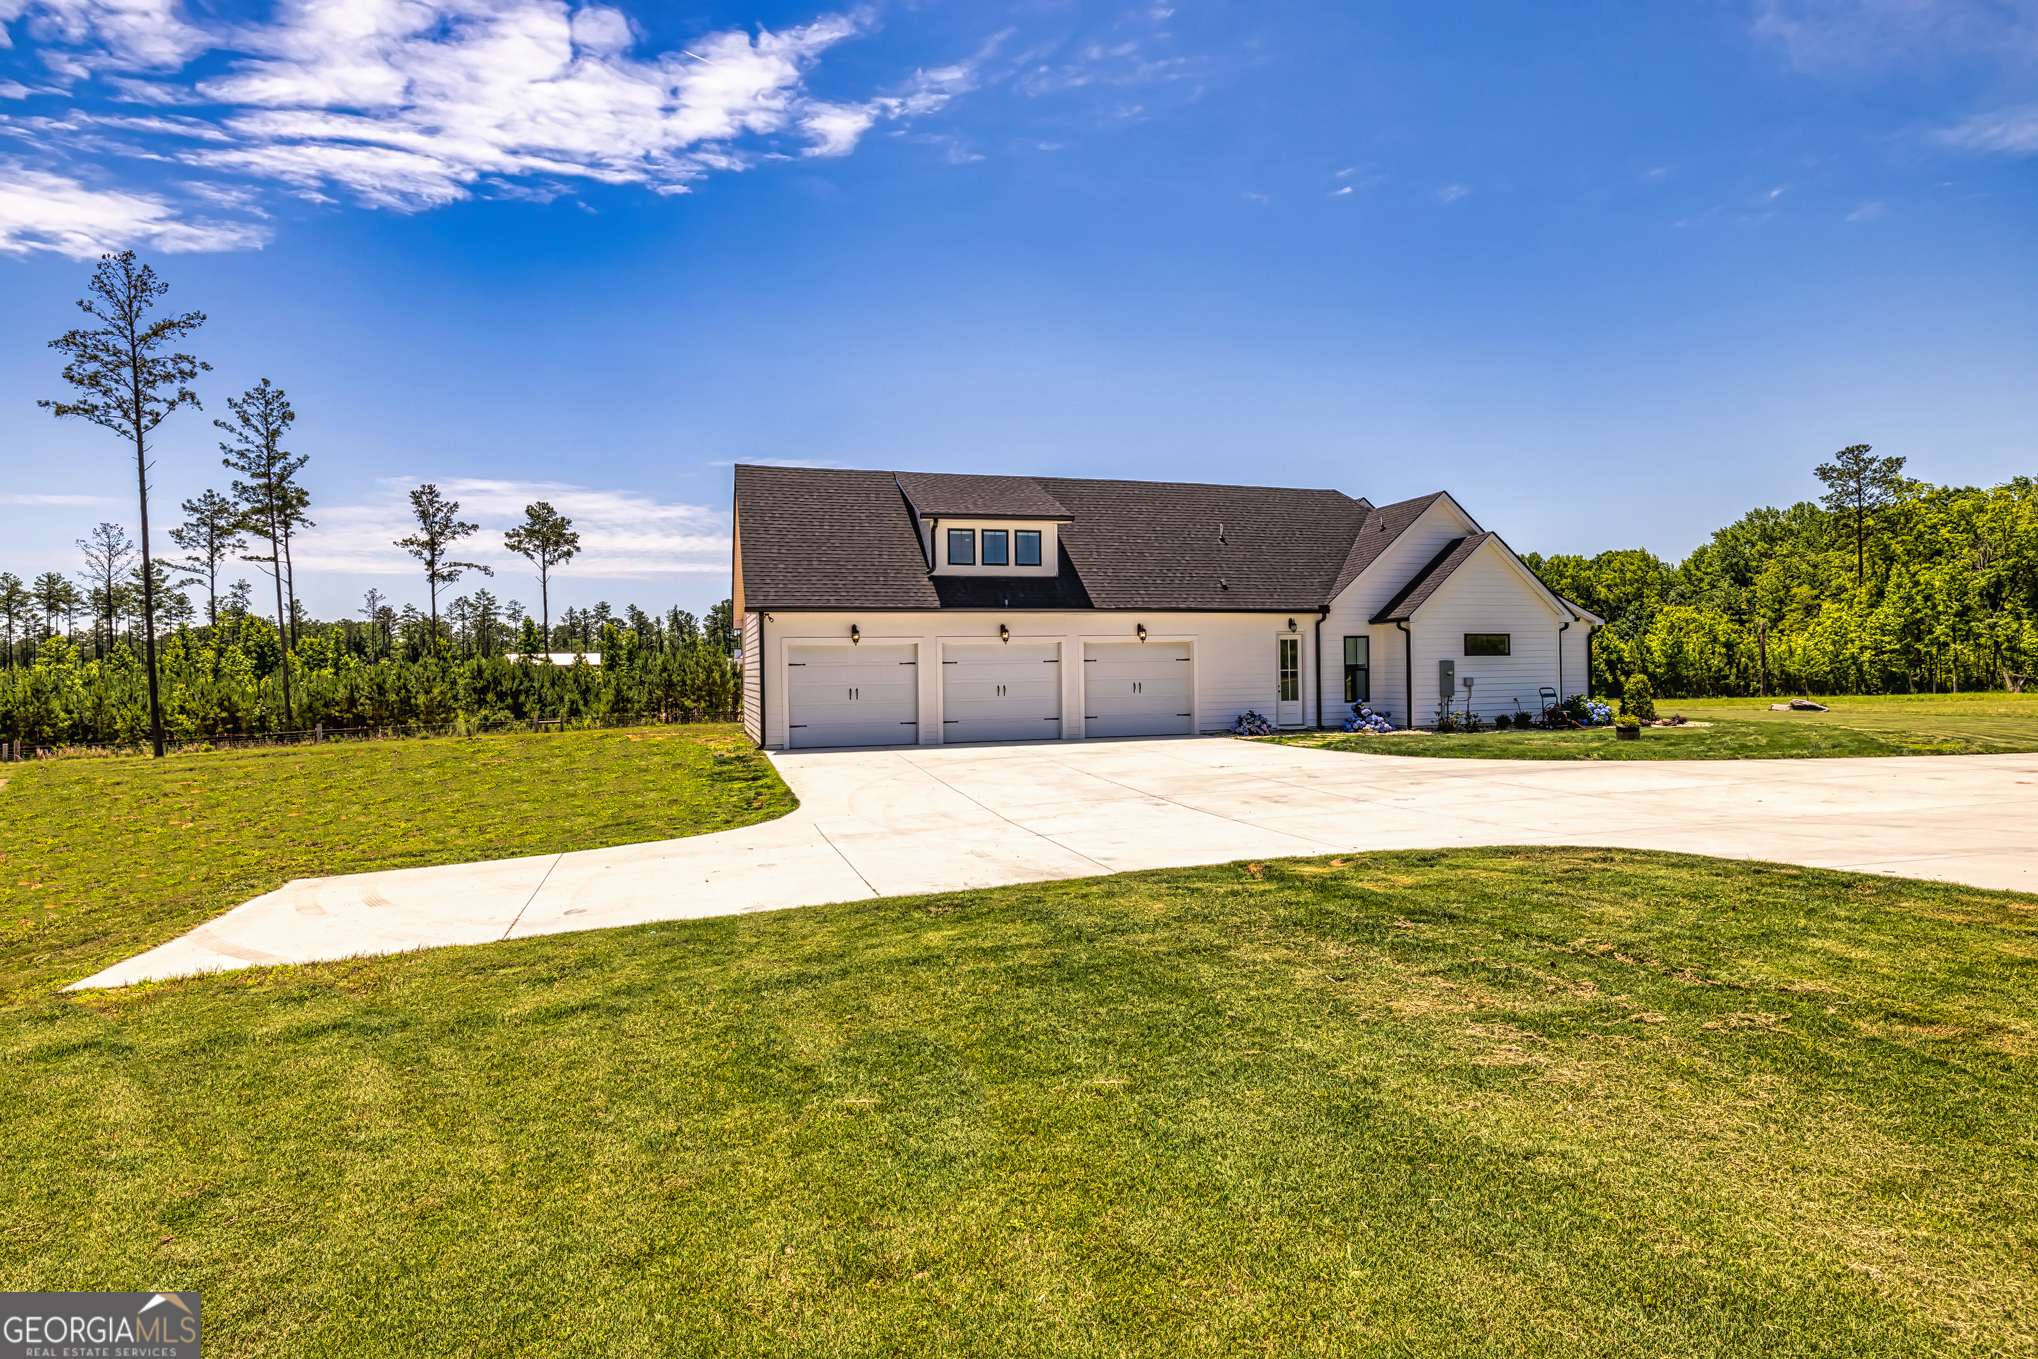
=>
[3,0,2035,623]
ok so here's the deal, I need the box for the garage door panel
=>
[942,643,1062,742]
[786,644,919,748]
[1083,643,1194,737]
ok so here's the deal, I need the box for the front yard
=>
[4,847,2034,1356]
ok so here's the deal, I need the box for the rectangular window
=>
[1277,637,1300,702]
[1015,529,1042,566]
[947,528,975,565]
[1464,633,1510,656]
[1343,635,1370,703]
[982,529,1009,566]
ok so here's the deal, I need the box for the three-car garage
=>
[781,640,1196,748]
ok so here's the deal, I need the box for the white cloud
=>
[0,492,119,505]
[1438,183,1467,203]
[0,81,31,98]
[293,479,731,580]
[1754,0,2038,72]
[0,0,982,237]
[0,162,269,256]
[1939,102,2038,151]
[1329,185,1351,196]
[1847,199,1887,219]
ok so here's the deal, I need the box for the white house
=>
[734,466,1600,750]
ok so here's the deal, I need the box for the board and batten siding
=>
[746,609,1320,749]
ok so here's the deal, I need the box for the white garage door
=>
[785,644,919,748]
[941,643,1062,742]
[1083,642,1194,738]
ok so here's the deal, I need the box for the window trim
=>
[1014,529,1042,567]
[1343,635,1370,703]
[1464,633,1511,657]
[946,528,976,566]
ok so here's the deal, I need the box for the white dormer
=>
[928,519,1061,577]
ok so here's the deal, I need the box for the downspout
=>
[1558,620,1570,705]
[1314,605,1329,728]
[1396,621,1412,727]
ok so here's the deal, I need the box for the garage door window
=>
[947,529,975,565]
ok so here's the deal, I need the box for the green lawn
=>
[4,848,2034,1356]
[1283,692,2038,760]
[0,725,794,1002]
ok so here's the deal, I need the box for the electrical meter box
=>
[1438,658,1455,698]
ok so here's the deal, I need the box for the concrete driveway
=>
[73,736,2038,989]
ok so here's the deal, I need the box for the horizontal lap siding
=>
[1404,550,1570,723]
[742,611,763,743]
[1318,501,1478,730]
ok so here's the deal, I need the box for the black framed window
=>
[1015,530,1042,566]
[1343,635,1370,702]
[947,528,975,565]
[982,529,1009,566]
[1464,633,1510,656]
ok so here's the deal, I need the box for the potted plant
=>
[1615,715,1641,741]
[1493,713,1512,730]
[1514,710,1535,729]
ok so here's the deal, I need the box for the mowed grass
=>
[1283,692,2038,760]
[0,725,794,1001]
[4,848,2035,1356]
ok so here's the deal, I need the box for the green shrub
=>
[1620,672,1657,723]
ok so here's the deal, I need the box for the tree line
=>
[1527,447,2038,698]
[9,250,739,750]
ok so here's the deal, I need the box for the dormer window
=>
[927,519,1061,576]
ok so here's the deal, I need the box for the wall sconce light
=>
[1136,623,1147,642]
[999,624,1010,644]
[850,624,860,645]
[1286,618,1297,632]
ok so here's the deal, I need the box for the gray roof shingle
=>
[894,471,1072,519]
[735,465,1450,614]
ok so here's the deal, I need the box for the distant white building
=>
[504,653,602,666]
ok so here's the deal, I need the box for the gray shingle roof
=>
[894,471,1072,519]
[1331,492,1447,598]
[1368,533,1496,623]
[736,465,1438,613]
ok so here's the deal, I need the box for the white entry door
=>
[785,644,919,748]
[1083,642,1194,737]
[941,643,1062,742]
[1275,635,1304,727]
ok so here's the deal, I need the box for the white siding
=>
[1316,497,1480,730]
[750,610,1322,749]
[741,611,762,743]
[1397,546,1573,725]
